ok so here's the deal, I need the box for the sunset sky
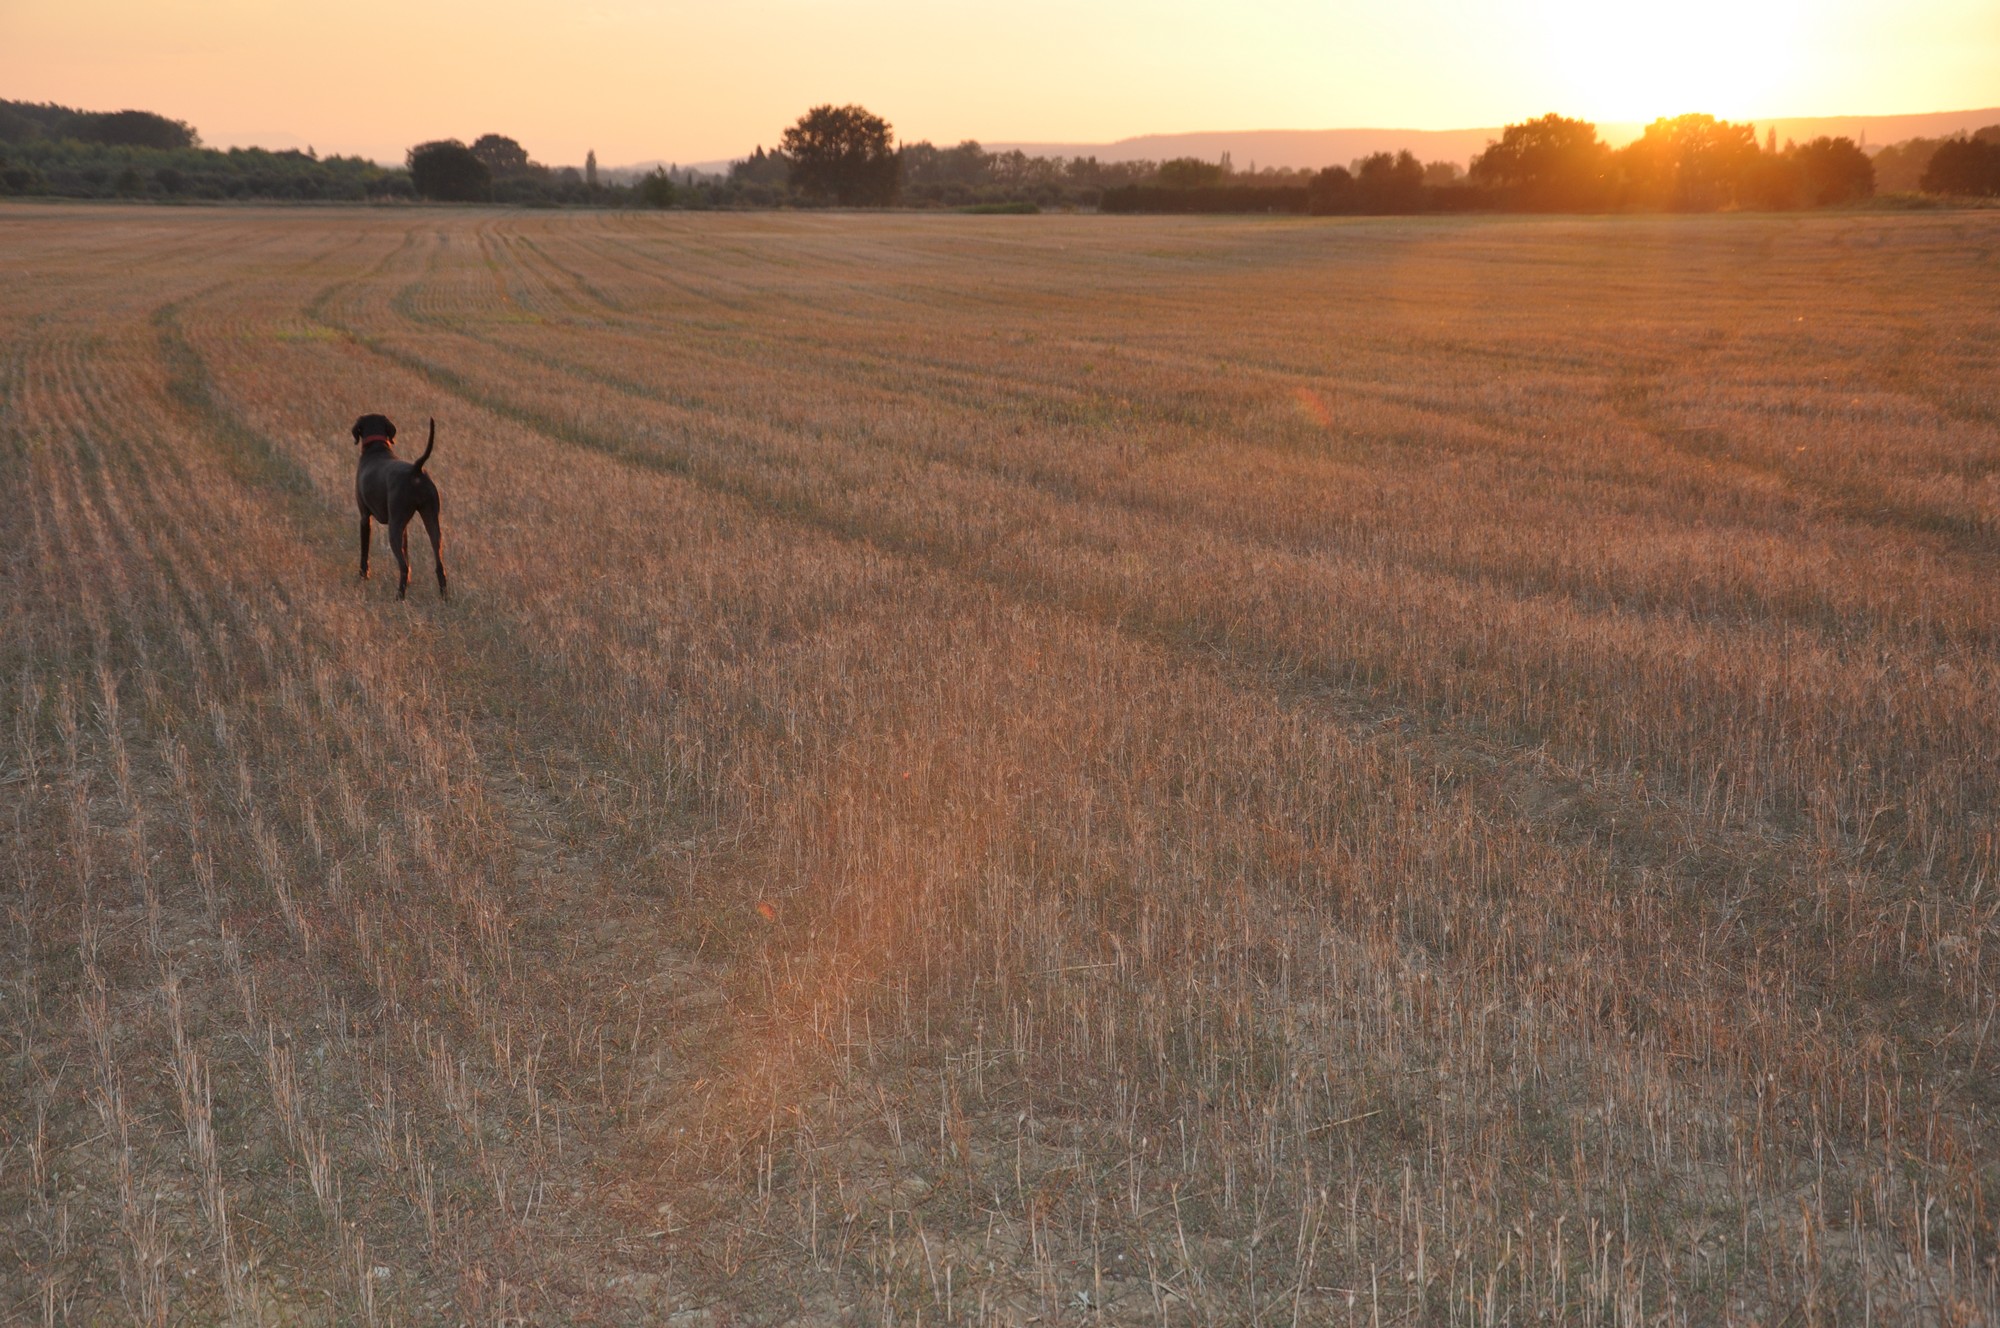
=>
[5,0,1997,166]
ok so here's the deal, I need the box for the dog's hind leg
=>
[358,513,373,579]
[388,515,413,600]
[419,502,447,598]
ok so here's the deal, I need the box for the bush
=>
[0,159,43,193]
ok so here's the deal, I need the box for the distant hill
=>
[986,128,1496,172]
[1707,108,2000,153]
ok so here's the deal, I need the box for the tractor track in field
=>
[142,282,851,1319]
[153,254,1992,1193]
[7,289,557,1322]
[12,207,1994,1324]
[383,214,2000,669]
[5,248,774,1317]
[292,238,2000,880]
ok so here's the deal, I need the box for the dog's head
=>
[351,413,397,447]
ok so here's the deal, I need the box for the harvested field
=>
[2,203,1997,1325]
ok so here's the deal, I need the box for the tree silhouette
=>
[74,109,197,150]
[1469,114,1609,210]
[1352,151,1425,213]
[638,167,677,208]
[781,105,898,205]
[1306,165,1355,214]
[903,140,989,188]
[1922,137,2000,196]
[1617,114,1761,211]
[1792,136,1873,205]
[469,133,532,176]
[730,145,793,187]
[407,140,491,202]
[1156,157,1226,188]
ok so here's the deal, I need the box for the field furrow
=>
[307,225,1998,1075]
[2,204,1994,1326]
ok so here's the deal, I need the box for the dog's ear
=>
[352,416,367,445]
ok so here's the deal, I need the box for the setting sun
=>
[1534,0,1807,125]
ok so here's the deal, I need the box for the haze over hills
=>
[632,106,2000,178]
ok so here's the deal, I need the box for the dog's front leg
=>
[358,513,373,579]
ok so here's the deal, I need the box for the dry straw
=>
[1,205,1994,1324]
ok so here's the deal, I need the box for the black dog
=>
[352,413,447,599]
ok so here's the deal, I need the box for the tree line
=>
[1110,113,2000,216]
[1464,113,1876,210]
[722,106,2000,214]
[0,99,408,202]
[7,97,1999,211]
[412,108,1157,211]
[0,100,663,207]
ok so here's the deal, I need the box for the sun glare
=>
[1534,0,1807,127]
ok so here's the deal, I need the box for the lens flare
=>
[1292,385,1334,429]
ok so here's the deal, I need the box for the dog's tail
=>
[412,418,436,473]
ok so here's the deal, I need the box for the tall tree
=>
[1469,114,1609,210]
[730,145,793,187]
[1306,165,1356,214]
[1792,136,1873,205]
[900,139,991,194]
[1352,150,1427,213]
[1921,137,2000,196]
[781,105,898,206]
[469,133,532,176]
[1870,136,1945,192]
[638,167,677,208]
[1155,157,1227,188]
[1616,114,1760,211]
[407,140,491,202]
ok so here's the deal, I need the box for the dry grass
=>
[2,203,1996,1325]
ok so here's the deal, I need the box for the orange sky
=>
[5,0,1997,166]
